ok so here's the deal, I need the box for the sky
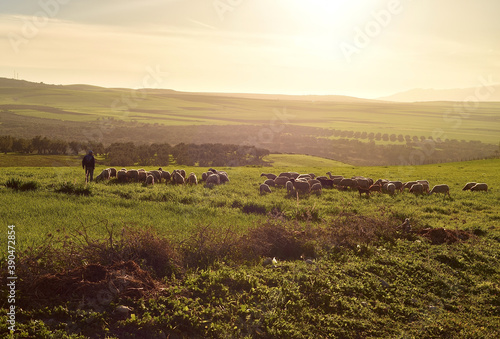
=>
[1,0,499,99]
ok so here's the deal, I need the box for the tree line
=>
[0,135,270,167]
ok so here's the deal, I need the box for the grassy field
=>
[1,155,499,338]
[1,79,500,144]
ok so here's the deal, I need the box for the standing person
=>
[82,150,95,183]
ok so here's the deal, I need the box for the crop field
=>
[1,155,499,338]
[1,80,500,144]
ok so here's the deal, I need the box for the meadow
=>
[1,155,499,338]
[1,79,500,144]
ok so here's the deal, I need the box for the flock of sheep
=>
[94,167,229,187]
[259,171,489,198]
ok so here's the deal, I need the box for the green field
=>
[1,78,500,144]
[1,156,499,337]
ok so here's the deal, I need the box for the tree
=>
[0,136,13,154]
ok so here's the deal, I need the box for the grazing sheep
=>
[462,182,477,191]
[201,172,208,181]
[278,172,292,178]
[326,172,343,180]
[429,184,450,197]
[260,183,272,194]
[355,178,371,189]
[310,182,322,195]
[307,179,321,187]
[137,170,147,182]
[286,180,295,195]
[94,168,110,183]
[409,183,424,195]
[108,168,117,177]
[389,181,403,191]
[126,170,139,182]
[161,170,171,182]
[386,183,396,195]
[317,177,334,189]
[339,178,357,190]
[402,181,418,192]
[368,184,382,193]
[180,169,186,178]
[261,173,277,180]
[149,170,162,183]
[358,187,370,197]
[375,179,389,187]
[218,172,230,184]
[117,170,128,183]
[172,171,185,185]
[470,183,488,192]
[145,175,154,185]
[291,178,310,194]
[421,182,430,194]
[264,179,276,187]
[297,174,312,180]
[205,173,220,188]
[274,176,290,187]
[186,172,198,185]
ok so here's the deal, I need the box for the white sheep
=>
[310,182,322,195]
[429,184,450,197]
[186,172,198,185]
[260,183,272,194]
[470,183,488,192]
[145,174,154,185]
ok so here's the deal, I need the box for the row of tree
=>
[0,135,270,167]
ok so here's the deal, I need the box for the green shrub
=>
[54,182,92,196]
[4,178,39,191]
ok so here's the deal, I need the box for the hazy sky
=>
[1,0,499,98]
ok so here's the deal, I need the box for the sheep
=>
[402,181,418,192]
[137,170,147,182]
[161,170,171,182]
[201,172,208,181]
[274,176,290,187]
[180,169,186,178]
[409,183,424,195]
[126,170,139,182]
[375,179,389,187]
[368,184,382,193]
[218,172,230,184]
[462,182,477,191]
[94,168,110,183]
[261,173,277,180]
[297,174,312,180]
[145,174,154,185]
[186,172,198,185]
[307,179,321,187]
[260,183,272,195]
[149,170,162,183]
[172,171,185,185]
[317,177,334,189]
[264,179,275,187]
[338,178,357,190]
[389,181,403,191]
[278,172,292,178]
[355,178,371,189]
[286,180,295,195]
[290,178,310,194]
[205,173,220,188]
[429,184,450,197]
[308,173,316,179]
[386,183,396,196]
[358,187,371,197]
[107,168,117,178]
[326,172,343,180]
[470,183,488,192]
[117,170,128,183]
[310,182,322,195]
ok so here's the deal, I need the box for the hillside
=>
[0,77,499,166]
[379,84,500,102]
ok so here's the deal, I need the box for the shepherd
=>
[82,150,95,183]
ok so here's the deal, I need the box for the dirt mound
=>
[416,228,473,245]
[30,261,160,307]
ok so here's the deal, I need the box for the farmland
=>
[1,155,499,338]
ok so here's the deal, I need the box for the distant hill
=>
[0,77,377,103]
[379,85,500,102]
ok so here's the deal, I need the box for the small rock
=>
[115,305,131,318]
